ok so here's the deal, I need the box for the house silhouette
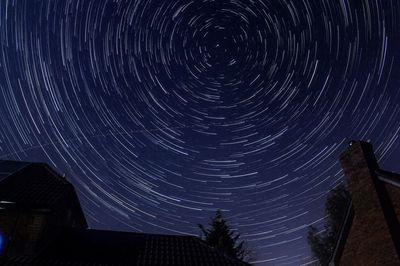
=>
[0,161,249,265]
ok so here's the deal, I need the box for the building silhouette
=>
[330,141,400,265]
[0,161,249,265]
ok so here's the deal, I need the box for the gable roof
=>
[0,160,87,227]
[0,160,70,207]
[2,228,250,265]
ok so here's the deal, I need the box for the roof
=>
[0,160,87,227]
[0,160,249,265]
[2,228,250,266]
[376,169,400,188]
[0,160,72,207]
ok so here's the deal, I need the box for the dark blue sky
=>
[1,0,400,264]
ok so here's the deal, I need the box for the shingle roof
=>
[2,228,250,265]
[0,160,72,208]
[0,160,87,228]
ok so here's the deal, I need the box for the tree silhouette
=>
[308,184,351,265]
[198,209,250,261]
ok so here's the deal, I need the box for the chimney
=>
[339,141,400,265]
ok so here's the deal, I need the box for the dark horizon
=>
[1,0,400,264]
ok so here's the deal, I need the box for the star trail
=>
[1,0,400,264]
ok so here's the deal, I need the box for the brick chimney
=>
[339,141,400,265]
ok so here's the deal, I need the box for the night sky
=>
[1,0,400,264]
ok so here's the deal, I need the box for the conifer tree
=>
[198,209,249,261]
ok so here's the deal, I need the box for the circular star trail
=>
[1,0,400,264]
